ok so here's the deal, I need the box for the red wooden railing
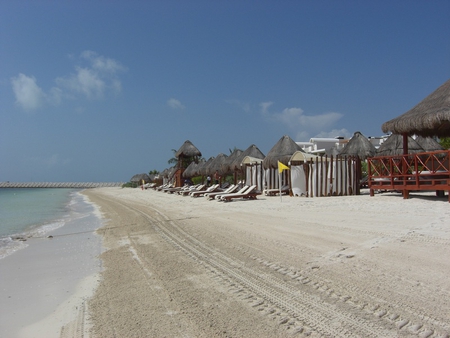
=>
[368,150,450,201]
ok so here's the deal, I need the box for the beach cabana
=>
[338,131,375,195]
[240,156,264,190]
[227,145,266,190]
[370,78,450,201]
[289,151,354,197]
[263,135,304,192]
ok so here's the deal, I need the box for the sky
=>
[1,1,449,182]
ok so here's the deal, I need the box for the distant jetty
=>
[0,182,124,189]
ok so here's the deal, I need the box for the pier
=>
[0,182,124,189]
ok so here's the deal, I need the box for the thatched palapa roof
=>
[221,148,243,174]
[130,173,151,183]
[382,79,450,138]
[376,134,424,156]
[415,136,444,152]
[339,131,376,159]
[198,157,215,176]
[206,153,228,176]
[175,140,202,158]
[263,135,303,169]
[182,160,204,178]
[231,144,266,171]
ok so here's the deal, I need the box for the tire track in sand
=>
[130,203,396,338]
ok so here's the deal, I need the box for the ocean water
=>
[0,188,94,259]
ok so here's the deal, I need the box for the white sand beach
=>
[2,187,450,337]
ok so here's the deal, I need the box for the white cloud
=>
[12,51,126,111]
[11,74,45,111]
[260,101,274,117]
[260,101,345,141]
[56,50,125,99]
[81,50,126,74]
[226,99,251,113]
[314,128,351,139]
[167,98,185,110]
[56,66,106,99]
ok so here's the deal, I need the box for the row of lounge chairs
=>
[152,182,261,202]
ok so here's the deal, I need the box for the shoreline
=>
[2,186,449,337]
[0,191,104,338]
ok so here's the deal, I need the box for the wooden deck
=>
[368,150,450,202]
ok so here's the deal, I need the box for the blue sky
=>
[1,1,449,182]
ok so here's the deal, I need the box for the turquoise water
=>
[0,188,79,258]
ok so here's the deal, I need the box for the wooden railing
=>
[368,150,450,201]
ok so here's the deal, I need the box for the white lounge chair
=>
[264,185,289,196]
[220,185,260,202]
[205,184,238,200]
[190,184,220,197]
[179,184,206,196]
[217,185,250,201]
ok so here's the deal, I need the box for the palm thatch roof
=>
[182,160,203,178]
[198,157,215,176]
[382,79,450,137]
[205,153,228,176]
[230,144,266,171]
[221,148,243,174]
[175,140,202,158]
[376,134,424,156]
[130,173,151,183]
[415,136,444,152]
[339,131,376,159]
[262,135,303,169]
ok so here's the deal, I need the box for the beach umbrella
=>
[382,79,450,138]
[130,173,150,183]
[376,134,424,156]
[339,131,376,160]
[262,135,303,169]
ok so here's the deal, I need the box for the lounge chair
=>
[205,184,239,200]
[264,185,289,196]
[217,185,250,201]
[156,183,173,191]
[179,184,206,196]
[166,184,199,194]
[205,184,236,200]
[219,185,260,202]
[190,184,220,197]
